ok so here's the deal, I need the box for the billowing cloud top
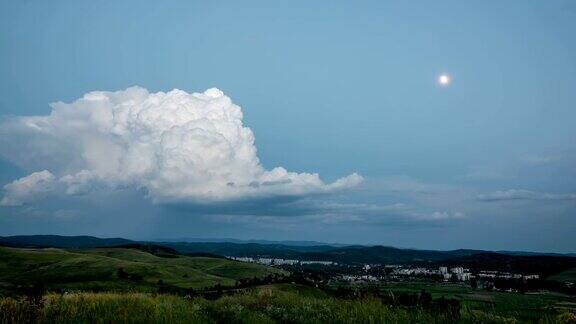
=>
[0,87,362,206]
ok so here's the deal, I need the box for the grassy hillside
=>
[2,285,575,323]
[0,246,285,293]
[549,268,576,282]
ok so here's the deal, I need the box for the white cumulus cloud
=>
[0,170,56,206]
[0,87,362,205]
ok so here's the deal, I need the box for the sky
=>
[0,0,575,252]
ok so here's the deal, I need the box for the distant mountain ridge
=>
[0,235,133,248]
[1,235,574,257]
[0,235,489,264]
[1,235,575,278]
[155,237,349,247]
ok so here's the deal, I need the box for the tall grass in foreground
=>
[1,293,208,324]
[1,289,574,323]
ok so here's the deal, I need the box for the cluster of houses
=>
[228,256,541,285]
[389,266,469,280]
[341,274,379,282]
[477,270,539,280]
[227,256,336,266]
[337,265,540,284]
[390,266,539,282]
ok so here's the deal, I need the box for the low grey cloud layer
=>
[0,87,362,206]
[477,189,576,202]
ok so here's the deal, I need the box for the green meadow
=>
[2,285,576,324]
[0,246,284,293]
[375,281,576,323]
[549,268,576,283]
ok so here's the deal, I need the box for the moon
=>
[438,73,451,86]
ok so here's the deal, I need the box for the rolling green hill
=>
[548,268,576,282]
[0,246,285,293]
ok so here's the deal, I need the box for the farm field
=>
[375,281,576,322]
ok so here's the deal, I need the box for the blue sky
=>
[1,0,575,252]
